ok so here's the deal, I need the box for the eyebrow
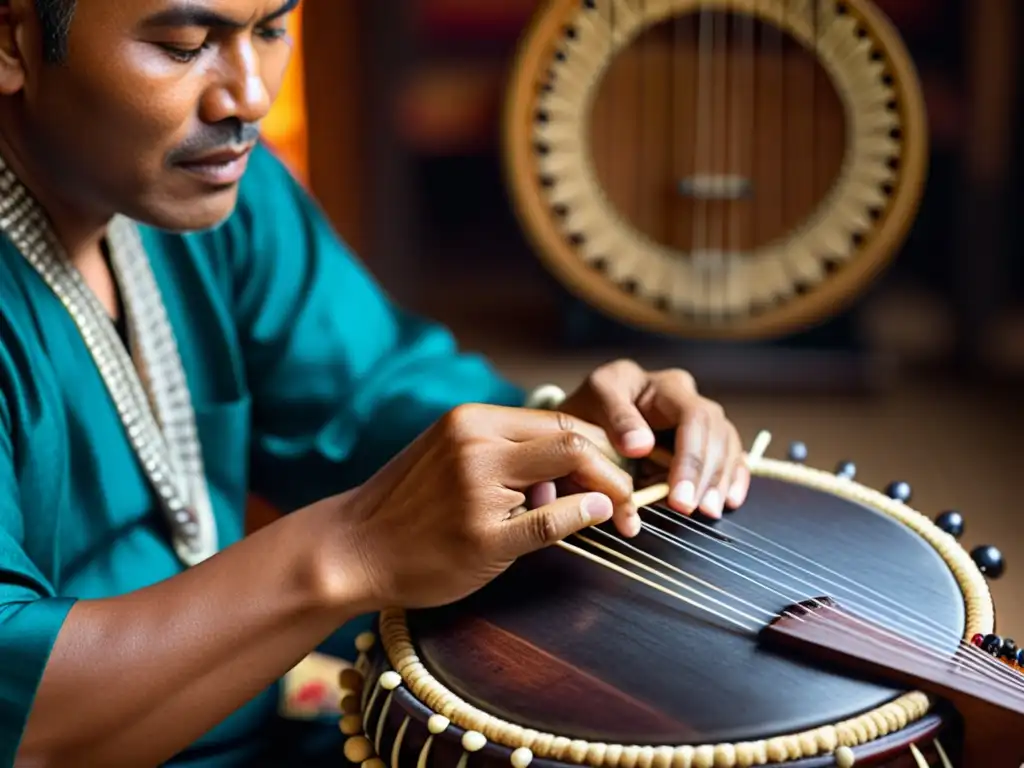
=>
[142,0,300,29]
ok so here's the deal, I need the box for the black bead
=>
[835,460,857,480]
[971,545,1006,580]
[1017,647,1024,667]
[885,481,912,503]
[787,441,808,463]
[999,639,1018,661]
[934,510,965,539]
[981,634,1003,656]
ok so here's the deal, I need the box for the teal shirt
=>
[0,144,524,766]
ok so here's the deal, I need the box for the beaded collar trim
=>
[0,151,217,566]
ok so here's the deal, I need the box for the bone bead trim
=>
[463,731,488,752]
[380,671,403,691]
[428,715,451,734]
[511,747,534,768]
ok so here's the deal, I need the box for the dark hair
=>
[35,0,76,63]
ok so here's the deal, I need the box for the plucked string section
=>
[647,505,1024,691]
[553,429,1024,702]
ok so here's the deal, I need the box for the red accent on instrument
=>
[970,633,984,647]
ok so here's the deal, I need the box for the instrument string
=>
[652,506,1024,688]
[620,523,815,611]
[710,4,727,322]
[773,0,787,250]
[727,3,756,319]
[646,505,957,647]
[582,528,786,622]
[645,431,1020,685]
[554,539,758,632]
[633,513,1024,692]
[797,606,1024,697]
[558,524,1024,698]
[692,4,713,320]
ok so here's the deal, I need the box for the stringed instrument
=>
[502,0,929,340]
[336,431,1020,767]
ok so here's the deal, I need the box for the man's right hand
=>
[326,403,637,613]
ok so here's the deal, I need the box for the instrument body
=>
[502,0,929,340]
[340,457,1001,767]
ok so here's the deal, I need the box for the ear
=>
[0,0,28,95]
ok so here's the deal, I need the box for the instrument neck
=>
[760,598,1024,763]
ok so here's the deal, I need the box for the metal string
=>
[644,505,1024,690]
[634,510,1024,692]
[555,520,1024,699]
[692,4,714,319]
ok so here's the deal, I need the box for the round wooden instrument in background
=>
[502,0,929,340]
[337,446,1014,767]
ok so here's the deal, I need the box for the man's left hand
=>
[558,359,750,533]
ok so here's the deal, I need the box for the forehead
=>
[71,0,297,26]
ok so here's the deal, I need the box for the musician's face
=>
[0,0,296,232]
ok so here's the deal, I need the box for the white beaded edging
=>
[347,456,992,768]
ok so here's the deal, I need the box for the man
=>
[0,1,750,765]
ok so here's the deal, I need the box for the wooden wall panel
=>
[303,1,367,255]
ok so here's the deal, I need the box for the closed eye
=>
[256,25,290,43]
[159,42,208,63]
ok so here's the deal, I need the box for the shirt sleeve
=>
[0,368,76,764]
[226,144,527,512]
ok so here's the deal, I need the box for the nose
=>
[201,40,273,126]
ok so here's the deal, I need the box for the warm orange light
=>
[262,6,309,185]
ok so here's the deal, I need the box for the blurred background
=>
[259,1,1020,635]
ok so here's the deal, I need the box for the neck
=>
[0,116,112,264]
[762,598,1024,765]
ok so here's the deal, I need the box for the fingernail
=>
[702,489,723,518]
[728,479,746,507]
[671,480,696,509]
[581,493,613,524]
[627,511,642,537]
[621,429,652,453]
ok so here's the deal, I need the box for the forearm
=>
[18,501,363,768]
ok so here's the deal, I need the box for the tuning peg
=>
[971,545,1005,580]
[834,460,857,480]
[787,441,808,463]
[934,510,964,539]
[885,481,912,503]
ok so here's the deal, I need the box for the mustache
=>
[168,120,262,162]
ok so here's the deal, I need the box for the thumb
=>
[502,492,614,558]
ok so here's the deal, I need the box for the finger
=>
[694,419,729,519]
[527,481,557,509]
[550,477,642,537]
[500,492,614,559]
[444,402,585,444]
[708,427,743,517]
[574,361,655,457]
[727,457,751,509]
[667,410,707,514]
[505,432,637,532]
[506,431,633,499]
